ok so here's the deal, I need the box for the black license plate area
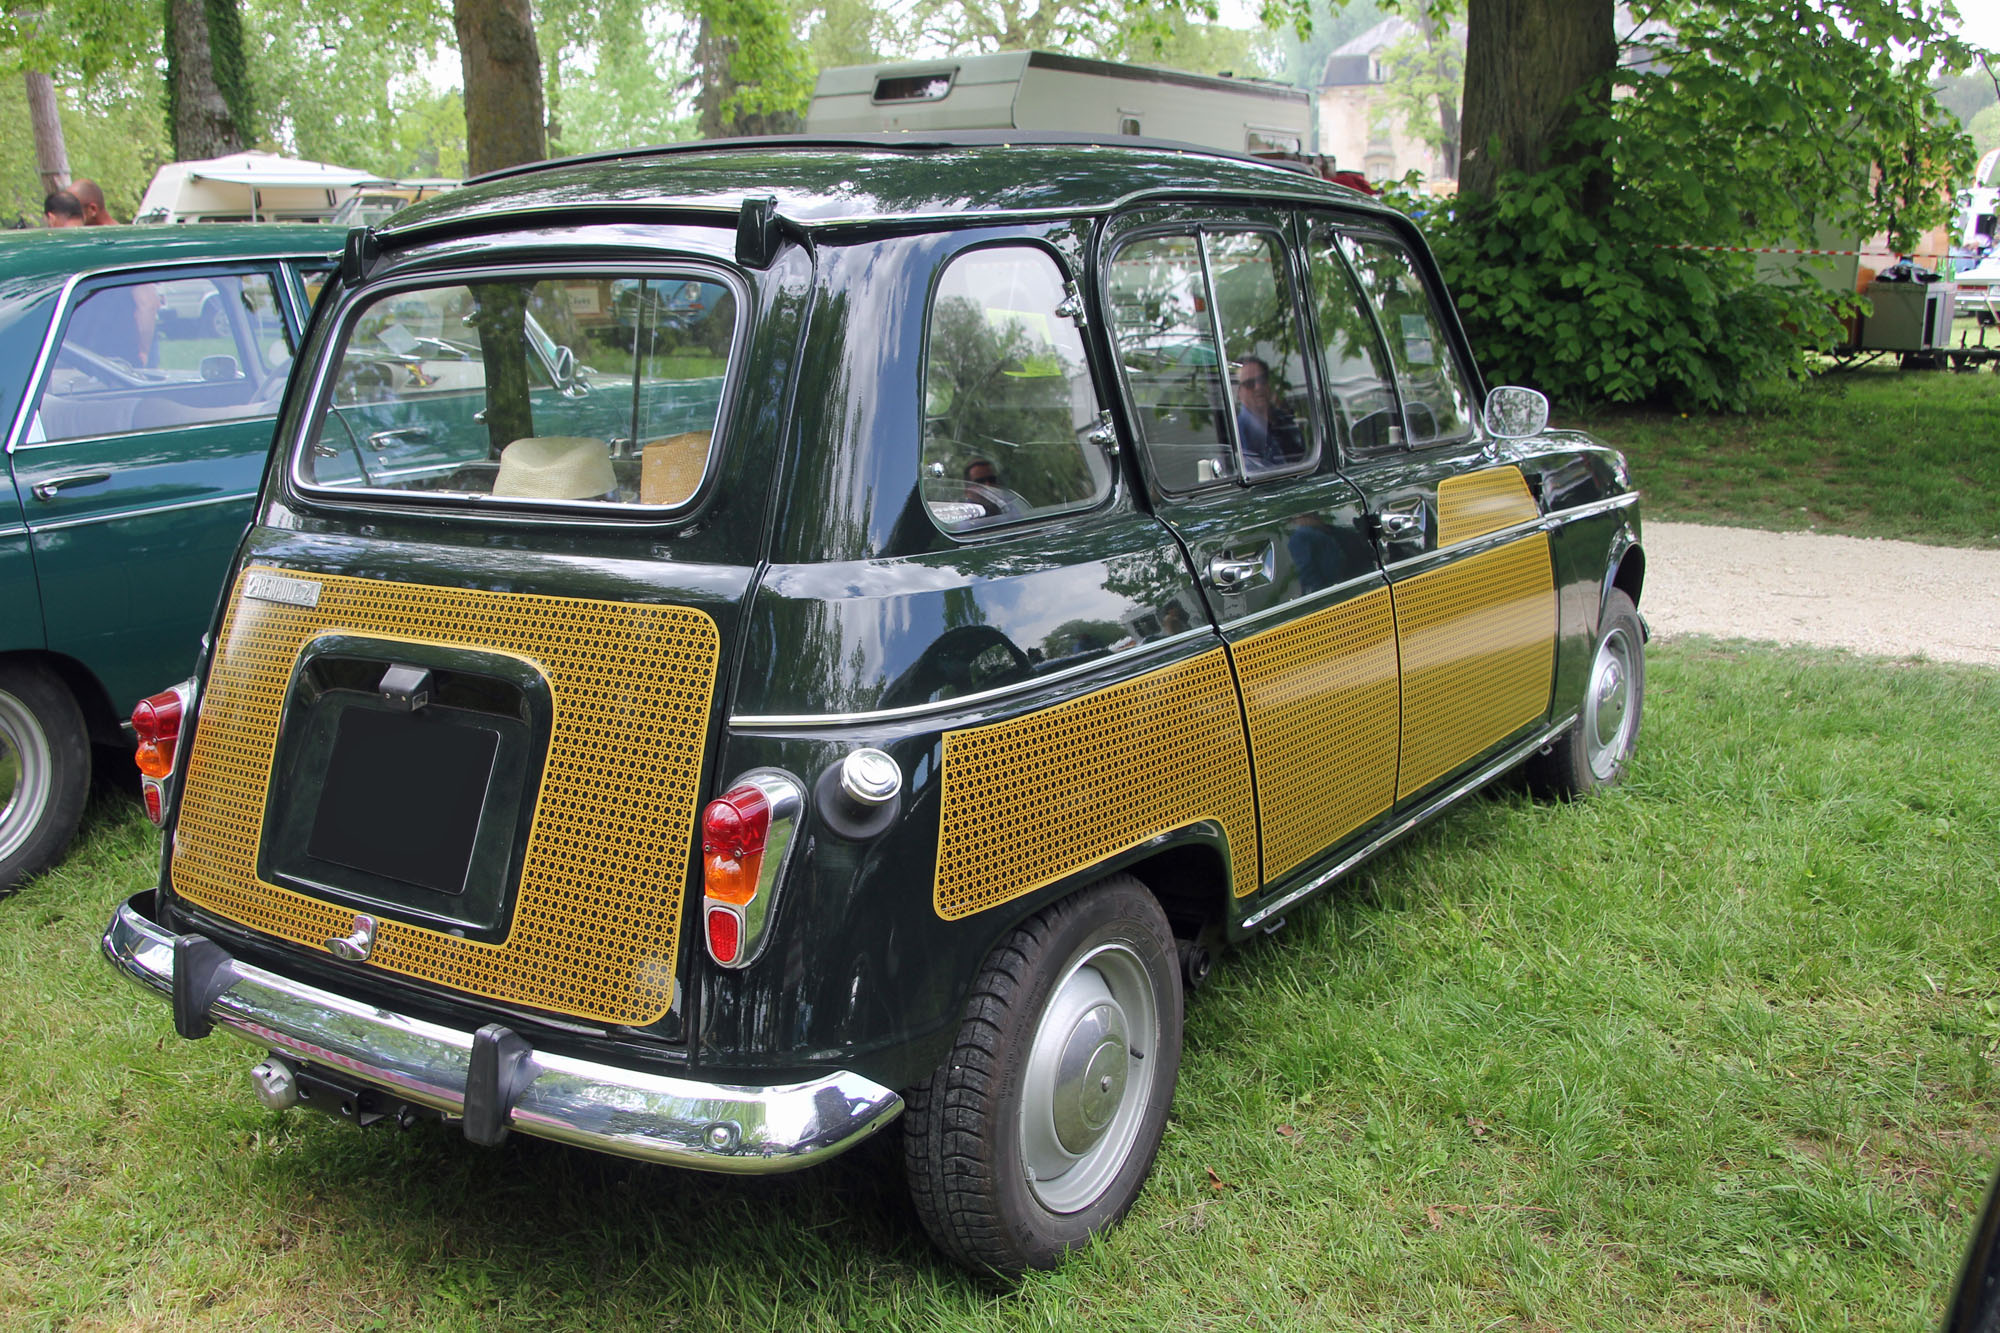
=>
[308,707,499,896]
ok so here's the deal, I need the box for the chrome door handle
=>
[1375,502,1427,543]
[1206,546,1272,592]
[31,471,112,502]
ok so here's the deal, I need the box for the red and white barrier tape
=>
[1660,243,1864,256]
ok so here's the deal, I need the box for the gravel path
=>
[1643,522,2000,667]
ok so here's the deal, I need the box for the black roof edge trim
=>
[459,131,1317,188]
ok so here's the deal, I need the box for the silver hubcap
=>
[1019,942,1159,1214]
[0,688,53,865]
[1584,626,1637,781]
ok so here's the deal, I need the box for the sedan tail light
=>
[131,679,196,825]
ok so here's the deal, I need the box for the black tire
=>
[903,875,1183,1276]
[0,663,91,894]
[1528,588,1643,798]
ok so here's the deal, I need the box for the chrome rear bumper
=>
[102,893,901,1173]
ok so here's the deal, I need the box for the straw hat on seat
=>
[493,436,616,500]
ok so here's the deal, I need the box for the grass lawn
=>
[1571,360,2000,548]
[3,640,1996,1330]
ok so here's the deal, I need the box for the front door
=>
[1305,220,1557,804]
[1103,211,1399,896]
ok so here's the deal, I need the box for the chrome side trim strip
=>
[1239,712,1578,933]
[1216,568,1387,636]
[26,491,256,533]
[0,524,27,540]
[730,629,1216,730]
[1379,516,1547,578]
[1545,491,1641,525]
[102,895,903,1174]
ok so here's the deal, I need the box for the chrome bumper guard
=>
[102,894,902,1173]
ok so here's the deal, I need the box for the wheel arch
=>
[0,649,122,747]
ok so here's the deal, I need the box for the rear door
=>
[1306,219,1557,804]
[1103,208,1399,896]
[10,262,304,712]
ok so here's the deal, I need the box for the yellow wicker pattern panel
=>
[1233,586,1400,882]
[1437,466,1539,548]
[935,650,1257,918]
[172,565,719,1026]
[1395,535,1556,800]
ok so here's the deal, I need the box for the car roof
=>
[0,223,347,295]
[378,133,1398,241]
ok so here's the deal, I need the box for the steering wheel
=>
[53,341,156,389]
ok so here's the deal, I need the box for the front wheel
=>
[1529,588,1644,798]
[0,663,91,894]
[903,875,1183,1275]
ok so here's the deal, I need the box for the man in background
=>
[71,179,117,225]
[43,190,82,227]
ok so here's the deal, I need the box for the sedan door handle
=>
[1206,546,1273,592]
[31,471,112,502]
[1374,501,1427,543]
[367,427,434,450]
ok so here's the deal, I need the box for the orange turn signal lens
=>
[135,740,173,780]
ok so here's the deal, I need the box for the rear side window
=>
[1334,235,1477,448]
[297,272,736,509]
[920,247,1112,533]
[30,270,292,444]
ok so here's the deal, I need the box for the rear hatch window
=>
[295,270,737,510]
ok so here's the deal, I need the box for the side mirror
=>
[1483,385,1549,440]
[552,344,587,397]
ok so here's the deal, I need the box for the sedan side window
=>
[920,246,1112,533]
[30,271,290,444]
[1305,220,1402,453]
[1335,235,1477,448]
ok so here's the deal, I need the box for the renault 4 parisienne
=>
[102,133,1645,1275]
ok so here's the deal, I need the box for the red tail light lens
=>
[132,686,188,781]
[701,784,771,906]
[705,905,742,965]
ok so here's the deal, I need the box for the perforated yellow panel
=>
[1437,467,1539,548]
[172,566,719,1026]
[1395,535,1555,800]
[935,650,1257,918]
[1232,586,1399,882]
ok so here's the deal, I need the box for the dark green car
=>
[101,137,1646,1275]
[0,225,343,889]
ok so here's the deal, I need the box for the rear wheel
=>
[903,875,1182,1275]
[1529,588,1643,798]
[0,664,91,893]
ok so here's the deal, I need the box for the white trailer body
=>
[807,51,1312,159]
[135,153,382,224]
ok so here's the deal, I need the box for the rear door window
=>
[297,271,737,509]
[1304,219,1402,454]
[920,246,1113,533]
[1107,227,1319,491]
[30,269,293,443]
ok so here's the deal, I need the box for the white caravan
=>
[134,153,382,224]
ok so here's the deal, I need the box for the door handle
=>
[1374,501,1427,543]
[367,426,434,451]
[31,471,112,502]
[1206,546,1273,592]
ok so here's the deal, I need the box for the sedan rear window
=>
[298,272,735,509]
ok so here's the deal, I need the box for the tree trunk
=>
[165,0,247,159]
[24,72,69,195]
[1458,0,1614,205]
[454,0,547,177]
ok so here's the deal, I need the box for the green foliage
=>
[0,72,168,221]
[206,0,254,142]
[1411,0,1981,409]
[1374,7,1460,173]
[803,0,886,69]
[1974,102,2000,161]
[1414,165,1849,410]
